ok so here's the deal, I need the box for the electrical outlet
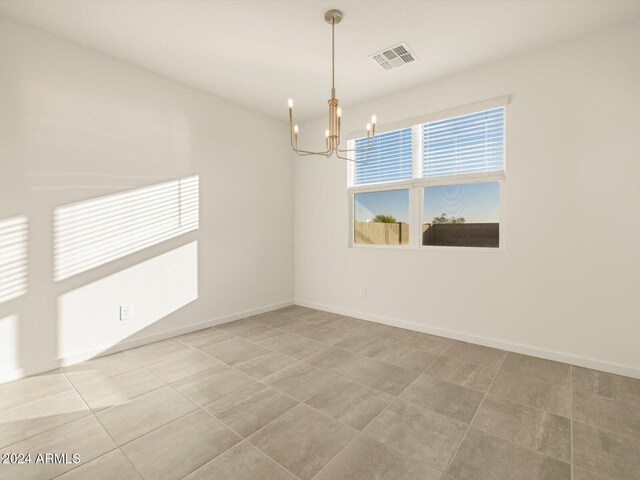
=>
[120,305,133,321]
[360,287,367,298]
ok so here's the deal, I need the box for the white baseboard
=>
[0,299,294,385]
[295,299,640,380]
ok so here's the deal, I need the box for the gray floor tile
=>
[572,367,640,402]
[63,353,141,389]
[444,342,505,370]
[0,369,72,413]
[572,420,640,480]
[5,307,640,480]
[56,449,142,480]
[573,466,612,480]
[393,331,455,355]
[199,337,270,366]
[489,370,571,417]
[301,346,362,374]
[145,348,221,383]
[425,356,496,392]
[248,404,357,480]
[573,389,640,439]
[277,319,317,335]
[0,416,115,480]
[333,332,394,357]
[121,410,240,480]
[232,350,297,380]
[313,435,443,480]
[0,389,90,448]
[326,316,378,333]
[263,361,339,401]
[297,325,355,345]
[73,367,165,412]
[305,377,394,430]
[302,312,346,327]
[500,353,570,387]
[363,399,467,471]
[340,358,419,396]
[214,318,264,335]
[400,374,484,423]
[177,327,233,349]
[251,312,298,328]
[255,331,325,359]
[184,441,296,480]
[171,364,254,407]
[233,324,287,343]
[96,385,196,445]
[205,382,298,437]
[125,339,192,366]
[471,395,570,461]
[447,428,570,480]
[373,343,440,372]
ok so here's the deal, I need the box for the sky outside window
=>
[354,189,409,223]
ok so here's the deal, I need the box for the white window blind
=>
[422,106,504,178]
[352,127,413,186]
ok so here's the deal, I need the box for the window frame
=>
[347,96,508,252]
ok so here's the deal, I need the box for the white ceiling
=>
[2,1,640,121]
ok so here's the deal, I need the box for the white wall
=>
[0,17,294,383]
[295,21,640,378]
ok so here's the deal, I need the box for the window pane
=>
[422,182,500,248]
[354,190,409,245]
[353,127,413,186]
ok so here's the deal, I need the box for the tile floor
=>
[1,306,639,480]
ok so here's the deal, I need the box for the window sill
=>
[350,244,505,253]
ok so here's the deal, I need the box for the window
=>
[347,99,506,249]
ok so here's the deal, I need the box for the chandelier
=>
[288,9,377,162]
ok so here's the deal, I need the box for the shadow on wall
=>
[0,176,200,384]
[0,216,28,304]
[53,176,199,281]
[0,217,28,380]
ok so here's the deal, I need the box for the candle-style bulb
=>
[371,114,377,124]
[337,107,342,118]
[288,98,293,108]
[366,122,371,131]
[294,124,299,134]
[325,129,330,138]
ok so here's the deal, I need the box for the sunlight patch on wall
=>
[57,241,198,360]
[53,176,198,281]
[0,216,28,304]
[0,314,19,381]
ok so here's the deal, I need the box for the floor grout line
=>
[55,368,147,480]
[4,307,637,480]
[181,314,589,473]
[442,350,508,478]
[178,315,454,479]
[305,344,453,479]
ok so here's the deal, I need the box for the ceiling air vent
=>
[370,43,416,71]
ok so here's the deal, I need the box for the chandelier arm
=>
[336,136,374,153]
[292,146,332,156]
[335,151,369,163]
